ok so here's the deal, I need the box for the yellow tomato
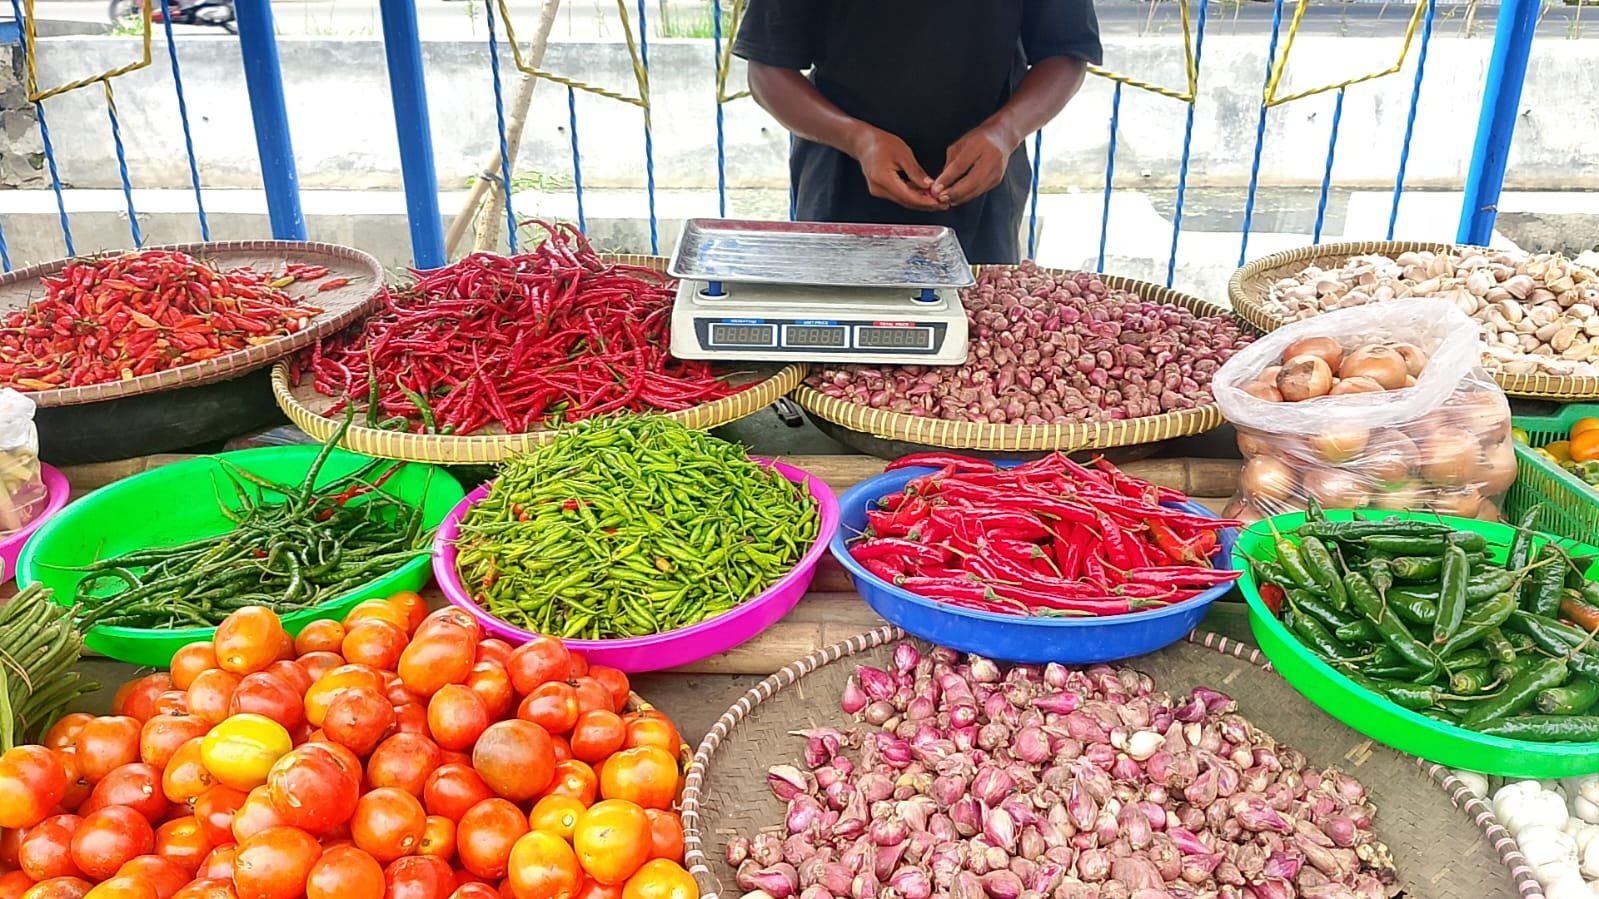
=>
[1573,430,1599,463]
[1547,440,1574,463]
[1572,418,1599,438]
[1511,427,1531,444]
[200,713,292,790]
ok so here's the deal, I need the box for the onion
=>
[1420,427,1484,487]
[1481,437,1517,494]
[1449,391,1512,444]
[1309,428,1370,465]
[1369,483,1422,511]
[1282,337,1344,372]
[1328,376,1385,396]
[1392,342,1429,376]
[1301,469,1367,510]
[1240,457,1298,503]
[1338,346,1408,390]
[1241,380,1283,403]
[1276,356,1333,402]
[1430,489,1483,518]
[1236,430,1275,457]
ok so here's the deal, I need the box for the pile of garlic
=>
[1453,771,1599,898]
[1262,251,1599,379]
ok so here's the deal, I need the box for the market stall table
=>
[4,452,1248,746]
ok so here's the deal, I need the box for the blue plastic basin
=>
[830,465,1237,664]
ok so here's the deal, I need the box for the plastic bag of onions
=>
[1214,298,1514,523]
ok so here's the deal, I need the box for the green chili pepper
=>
[1287,608,1363,662]
[1439,592,1518,659]
[1345,569,1441,682]
[1448,668,1497,696]
[1443,648,1493,672]
[1334,619,1381,644]
[1507,506,1539,577]
[1362,532,1489,556]
[1470,715,1599,742]
[1275,539,1318,592]
[1527,545,1567,618]
[1432,544,1471,646]
[1288,590,1360,633]
[1484,629,1517,664]
[1299,536,1347,609]
[1296,519,1451,541]
[1391,556,1445,582]
[1389,593,1438,627]
[1538,679,1599,715]
[1461,656,1569,728]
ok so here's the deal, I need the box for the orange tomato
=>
[1572,428,1599,463]
[0,871,33,899]
[232,826,322,899]
[518,684,579,736]
[643,811,683,863]
[344,600,410,632]
[169,644,219,691]
[456,799,528,881]
[185,670,243,727]
[568,711,625,765]
[476,639,514,667]
[573,881,622,899]
[543,760,597,807]
[506,638,570,696]
[213,607,287,676]
[598,749,678,811]
[160,739,215,807]
[505,831,581,899]
[472,722,555,802]
[1572,417,1599,438]
[418,816,456,859]
[114,855,189,899]
[621,716,681,757]
[305,845,385,899]
[293,620,347,656]
[620,860,697,899]
[43,714,94,752]
[153,816,214,874]
[529,796,585,843]
[296,651,345,683]
[427,685,491,752]
[572,801,650,886]
[303,665,386,728]
[465,662,515,721]
[340,620,408,672]
[385,592,429,634]
[170,880,238,899]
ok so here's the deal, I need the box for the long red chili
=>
[301,221,746,435]
[0,249,325,391]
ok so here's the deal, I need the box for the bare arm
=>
[933,56,1088,206]
[747,62,943,212]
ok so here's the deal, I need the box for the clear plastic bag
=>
[1214,299,1514,523]
[0,390,44,538]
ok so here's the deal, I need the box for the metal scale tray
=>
[667,220,975,290]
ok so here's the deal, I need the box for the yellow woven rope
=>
[496,0,650,109]
[715,0,750,104]
[1089,0,1200,102]
[23,0,152,102]
[1263,0,1430,107]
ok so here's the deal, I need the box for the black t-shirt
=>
[734,0,1102,264]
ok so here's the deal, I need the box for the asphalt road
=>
[18,0,1599,40]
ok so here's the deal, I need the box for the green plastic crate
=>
[1506,403,1599,542]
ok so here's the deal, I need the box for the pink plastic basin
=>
[432,458,840,672]
[1,464,70,585]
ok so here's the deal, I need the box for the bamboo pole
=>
[444,0,563,257]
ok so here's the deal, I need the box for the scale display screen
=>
[856,326,934,350]
[784,325,848,348]
[708,323,777,347]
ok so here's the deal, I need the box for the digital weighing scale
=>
[667,219,974,366]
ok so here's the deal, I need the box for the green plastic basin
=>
[16,446,465,668]
[1234,509,1599,777]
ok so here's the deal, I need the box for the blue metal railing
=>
[1,0,1542,278]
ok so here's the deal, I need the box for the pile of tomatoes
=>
[0,592,699,899]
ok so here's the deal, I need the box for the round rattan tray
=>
[790,269,1231,454]
[0,240,385,408]
[271,254,805,464]
[1229,240,1599,400]
[681,627,1543,899]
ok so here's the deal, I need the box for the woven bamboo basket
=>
[791,269,1231,453]
[1229,240,1599,400]
[681,627,1543,899]
[271,254,805,464]
[0,241,386,408]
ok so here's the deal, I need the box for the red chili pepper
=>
[317,277,351,292]
[883,453,1000,474]
[1260,583,1286,617]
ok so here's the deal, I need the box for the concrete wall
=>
[8,33,1599,194]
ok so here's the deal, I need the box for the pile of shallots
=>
[726,644,1395,899]
[804,263,1252,425]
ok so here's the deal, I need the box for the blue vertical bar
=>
[1313,89,1345,245]
[1386,0,1436,240]
[1097,83,1122,273]
[1238,0,1287,266]
[711,0,729,218]
[159,0,211,240]
[568,87,588,234]
[1026,130,1043,260]
[1166,0,1211,288]
[636,0,659,254]
[9,0,73,256]
[378,0,445,268]
[233,0,305,239]
[482,0,519,252]
[1458,0,1539,245]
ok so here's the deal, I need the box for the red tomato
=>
[296,651,345,683]
[448,886,500,899]
[587,668,630,713]
[153,816,214,873]
[0,871,32,899]
[464,662,514,721]
[0,822,24,868]
[418,815,455,859]
[305,845,385,899]
[422,764,495,822]
[0,746,69,829]
[427,686,490,752]
[567,711,625,765]
[43,714,94,752]
[569,678,614,717]
[264,660,314,695]
[170,880,239,899]
[82,876,156,899]
[19,814,84,881]
[194,844,239,881]
[20,877,94,899]
[411,608,481,645]
[472,721,555,802]
[231,826,321,899]
[643,810,684,863]
[550,737,573,765]
[475,639,514,667]
[392,704,429,737]
[543,760,598,808]
[321,687,394,757]
[516,684,579,737]
[341,620,407,672]
[185,671,243,726]
[152,692,191,718]
[397,624,476,698]
[83,763,166,822]
[455,799,528,881]
[69,806,155,881]
[506,638,570,696]
[118,675,173,724]
[114,855,189,899]
[265,748,359,835]
[565,651,589,681]
[191,785,249,846]
[213,607,288,676]
[227,673,305,731]
[350,788,426,864]
[366,733,442,796]
[383,856,454,899]
[294,620,348,656]
[72,718,141,785]
[139,716,210,770]
[230,787,287,844]
[53,750,92,814]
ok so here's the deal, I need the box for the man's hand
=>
[932,124,1015,207]
[850,127,945,212]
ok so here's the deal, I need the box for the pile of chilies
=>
[0,250,328,391]
[850,454,1242,617]
[302,223,742,436]
[730,642,1397,899]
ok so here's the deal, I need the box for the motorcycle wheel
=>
[107,0,137,22]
